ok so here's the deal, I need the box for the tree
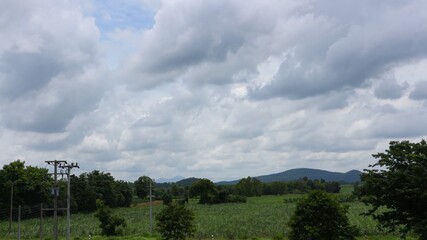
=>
[134,176,154,199]
[358,139,427,239]
[114,180,133,207]
[156,204,196,240]
[235,176,263,197]
[0,160,51,215]
[189,179,217,204]
[288,190,358,240]
[94,200,127,236]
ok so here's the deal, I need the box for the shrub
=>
[162,193,173,205]
[94,199,127,236]
[156,204,196,240]
[288,190,359,240]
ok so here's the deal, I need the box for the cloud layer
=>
[1,0,427,181]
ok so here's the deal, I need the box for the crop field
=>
[0,190,418,240]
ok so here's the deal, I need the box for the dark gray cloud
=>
[0,51,62,99]
[374,78,407,99]
[409,81,427,100]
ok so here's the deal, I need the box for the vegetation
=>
[189,179,218,204]
[0,160,52,219]
[94,200,127,236]
[234,176,263,196]
[189,179,247,204]
[359,139,427,239]
[1,149,425,240]
[134,176,155,200]
[71,170,133,212]
[288,190,359,240]
[156,204,196,240]
[262,177,341,195]
[0,195,420,239]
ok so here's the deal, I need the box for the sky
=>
[1,0,427,182]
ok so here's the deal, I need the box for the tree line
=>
[0,159,343,219]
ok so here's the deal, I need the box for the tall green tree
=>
[0,160,51,212]
[189,179,217,204]
[234,176,263,197]
[134,176,154,199]
[71,171,132,212]
[359,139,427,239]
[288,190,358,240]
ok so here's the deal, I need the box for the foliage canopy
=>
[134,175,154,199]
[288,190,359,240]
[359,139,427,239]
[189,178,218,204]
[94,199,127,236]
[156,204,196,240]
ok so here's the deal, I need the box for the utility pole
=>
[149,180,153,234]
[59,162,79,240]
[9,181,14,234]
[46,160,67,240]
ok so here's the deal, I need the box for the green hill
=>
[217,168,362,185]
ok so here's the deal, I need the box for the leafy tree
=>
[71,171,132,212]
[288,190,359,240]
[94,199,127,236]
[0,160,51,215]
[156,204,196,240]
[189,179,217,204]
[359,140,427,239]
[87,171,117,207]
[70,174,98,212]
[114,180,133,207]
[134,176,154,199]
[235,176,263,197]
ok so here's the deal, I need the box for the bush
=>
[156,204,196,240]
[288,190,359,240]
[162,193,173,205]
[94,199,127,236]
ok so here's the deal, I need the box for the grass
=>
[0,193,419,240]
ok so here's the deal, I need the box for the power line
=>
[45,160,67,240]
[59,162,79,240]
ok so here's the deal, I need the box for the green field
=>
[0,193,417,240]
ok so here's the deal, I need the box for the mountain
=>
[156,176,185,183]
[217,168,362,185]
[175,177,202,186]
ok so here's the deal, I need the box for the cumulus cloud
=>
[1,0,427,181]
[0,0,108,133]
[251,0,427,100]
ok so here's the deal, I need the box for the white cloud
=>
[1,0,427,181]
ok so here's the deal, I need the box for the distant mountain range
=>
[218,168,362,185]
[156,176,185,183]
[171,168,362,186]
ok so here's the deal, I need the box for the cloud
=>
[409,81,427,100]
[251,0,427,100]
[1,0,427,182]
[0,0,109,133]
[121,0,304,89]
[373,77,407,99]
